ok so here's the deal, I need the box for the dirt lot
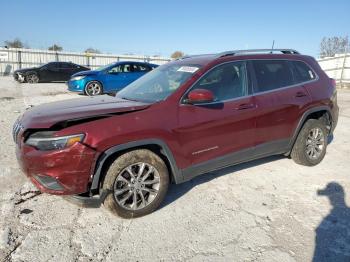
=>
[0,77,349,262]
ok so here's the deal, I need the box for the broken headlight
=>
[25,131,85,151]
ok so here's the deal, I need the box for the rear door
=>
[104,63,128,92]
[177,61,257,171]
[59,62,76,81]
[251,59,312,154]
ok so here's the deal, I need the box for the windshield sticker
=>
[177,66,199,73]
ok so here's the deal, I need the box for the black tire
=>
[26,73,39,83]
[84,81,103,96]
[291,119,328,166]
[102,149,169,218]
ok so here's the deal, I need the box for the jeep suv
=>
[13,49,339,218]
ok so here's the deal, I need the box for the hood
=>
[20,95,151,129]
[15,67,39,73]
[72,70,99,77]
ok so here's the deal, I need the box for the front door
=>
[177,61,257,175]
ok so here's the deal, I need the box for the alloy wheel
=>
[113,162,160,210]
[305,127,325,159]
[27,74,39,83]
[85,82,102,96]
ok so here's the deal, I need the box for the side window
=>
[137,64,151,72]
[190,61,247,101]
[252,60,294,92]
[46,63,57,69]
[108,65,123,73]
[60,62,72,69]
[291,61,316,83]
[122,64,135,73]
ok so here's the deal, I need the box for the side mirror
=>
[186,89,214,104]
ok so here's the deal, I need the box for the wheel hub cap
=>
[113,162,160,211]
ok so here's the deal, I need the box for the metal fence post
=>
[339,54,348,89]
[55,52,59,62]
[18,50,22,69]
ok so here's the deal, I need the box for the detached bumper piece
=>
[63,190,109,208]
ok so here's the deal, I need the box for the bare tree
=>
[48,44,63,51]
[171,51,185,59]
[320,36,349,58]
[4,38,25,48]
[84,48,101,54]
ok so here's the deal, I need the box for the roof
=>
[172,49,303,67]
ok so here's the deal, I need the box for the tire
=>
[84,81,103,96]
[102,149,169,218]
[291,119,328,166]
[26,73,39,83]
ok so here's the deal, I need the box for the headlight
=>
[71,76,85,81]
[25,131,85,151]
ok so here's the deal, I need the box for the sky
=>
[0,0,349,57]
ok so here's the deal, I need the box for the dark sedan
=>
[13,62,90,83]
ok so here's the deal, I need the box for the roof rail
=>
[218,49,300,57]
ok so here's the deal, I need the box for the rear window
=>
[291,61,316,83]
[252,60,294,92]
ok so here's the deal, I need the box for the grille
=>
[12,120,24,144]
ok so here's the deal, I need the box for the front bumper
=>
[16,141,97,195]
[67,79,86,93]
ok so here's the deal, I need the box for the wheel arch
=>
[288,106,333,152]
[90,139,183,194]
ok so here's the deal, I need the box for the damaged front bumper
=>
[16,141,97,195]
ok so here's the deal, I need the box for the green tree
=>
[84,48,101,54]
[48,44,63,51]
[171,51,185,59]
[4,38,24,48]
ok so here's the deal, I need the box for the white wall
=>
[317,53,350,83]
[0,47,171,76]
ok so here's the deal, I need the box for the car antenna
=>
[271,40,275,53]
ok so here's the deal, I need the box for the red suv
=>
[13,49,339,218]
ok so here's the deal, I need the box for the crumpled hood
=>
[20,95,151,129]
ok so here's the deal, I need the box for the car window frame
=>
[250,59,319,96]
[180,60,250,105]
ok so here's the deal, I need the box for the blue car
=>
[67,61,158,96]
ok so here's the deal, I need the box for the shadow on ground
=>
[313,182,350,262]
[161,155,284,209]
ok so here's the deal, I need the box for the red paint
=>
[14,53,339,195]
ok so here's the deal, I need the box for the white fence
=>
[0,47,171,76]
[317,53,350,88]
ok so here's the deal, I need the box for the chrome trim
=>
[179,58,319,106]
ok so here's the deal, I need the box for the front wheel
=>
[85,81,103,96]
[26,73,39,83]
[102,149,169,218]
[291,119,328,166]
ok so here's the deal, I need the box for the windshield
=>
[96,63,114,71]
[117,63,201,102]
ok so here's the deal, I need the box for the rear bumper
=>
[16,142,97,195]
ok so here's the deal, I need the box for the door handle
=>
[295,91,307,97]
[236,103,256,110]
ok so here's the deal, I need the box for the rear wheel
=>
[85,81,103,96]
[102,149,169,218]
[291,119,328,166]
[26,73,39,83]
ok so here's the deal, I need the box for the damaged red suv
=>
[13,49,339,218]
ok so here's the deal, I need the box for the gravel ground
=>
[0,77,349,262]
